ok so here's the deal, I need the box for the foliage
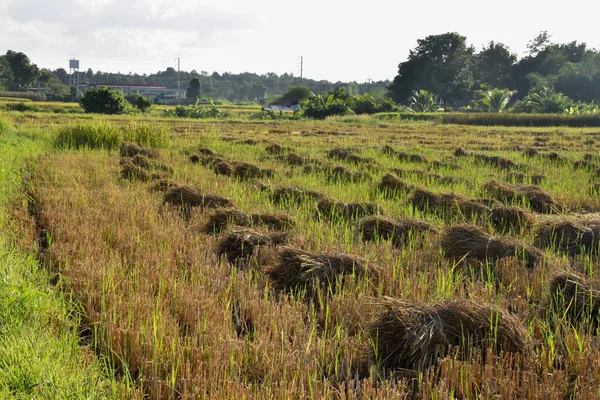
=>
[407,89,443,112]
[389,32,474,106]
[347,94,399,115]
[473,42,517,88]
[272,85,313,106]
[53,122,122,149]
[169,99,222,119]
[1,50,39,90]
[79,86,129,114]
[122,122,171,147]
[186,77,202,102]
[302,93,351,119]
[54,121,169,149]
[126,94,152,112]
[512,88,573,114]
[476,88,516,112]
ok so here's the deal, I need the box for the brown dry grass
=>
[265,247,379,298]
[482,180,563,214]
[215,228,289,264]
[368,297,528,372]
[359,216,437,248]
[441,224,544,270]
[316,198,379,220]
[535,220,600,256]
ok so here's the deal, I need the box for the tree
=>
[186,77,202,102]
[474,42,517,88]
[54,68,69,85]
[79,86,129,114]
[476,88,515,112]
[126,94,152,112]
[388,32,475,106]
[272,85,313,106]
[527,31,552,56]
[3,50,39,90]
[407,89,443,112]
[0,57,13,90]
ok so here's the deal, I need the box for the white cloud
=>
[1,0,599,82]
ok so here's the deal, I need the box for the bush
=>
[54,122,121,149]
[126,94,152,112]
[79,87,129,114]
[122,123,170,147]
[54,121,170,150]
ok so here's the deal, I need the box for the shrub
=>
[53,122,121,150]
[79,87,129,114]
[122,123,170,148]
[126,94,152,112]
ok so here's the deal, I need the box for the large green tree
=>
[186,77,202,102]
[3,50,39,90]
[388,32,475,106]
[0,57,12,91]
[473,42,516,89]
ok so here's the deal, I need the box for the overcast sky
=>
[1,0,599,83]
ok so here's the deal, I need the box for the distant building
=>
[262,105,301,112]
[78,83,185,102]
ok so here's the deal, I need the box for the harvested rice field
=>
[4,114,600,398]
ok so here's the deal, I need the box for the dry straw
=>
[535,220,599,256]
[368,297,528,372]
[327,166,371,183]
[204,208,252,235]
[378,173,413,197]
[328,148,352,160]
[213,160,235,176]
[265,247,379,297]
[271,186,324,204]
[163,185,234,219]
[482,179,563,213]
[359,216,437,248]
[410,187,492,220]
[232,162,275,180]
[440,224,544,270]
[286,153,304,166]
[120,141,158,158]
[491,205,535,232]
[265,144,284,154]
[215,228,289,264]
[474,154,517,170]
[316,198,379,221]
[548,272,600,328]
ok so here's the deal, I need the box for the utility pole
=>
[175,56,181,98]
[366,78,372,93]
[297,55,303,82]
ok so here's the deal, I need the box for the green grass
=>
[53,121,171,150]
[0,129,122,399]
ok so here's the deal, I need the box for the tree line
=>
[2,30,600,114]
[388,31,600,113]
[0,50,389,103]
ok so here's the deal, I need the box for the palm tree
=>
[408,90,443,112]
[479,88,515,112]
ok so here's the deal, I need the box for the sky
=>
[1,0,599,83]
